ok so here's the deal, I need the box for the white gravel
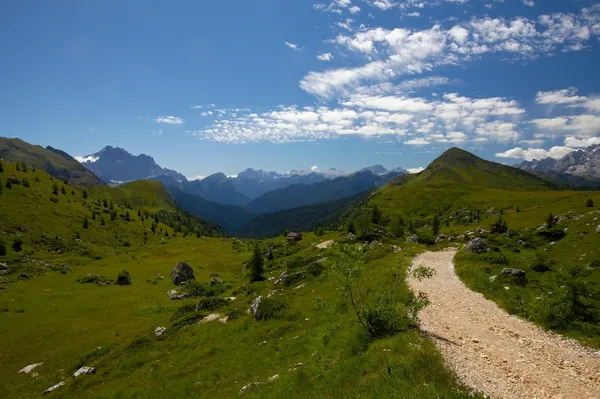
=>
[408,249,600,399]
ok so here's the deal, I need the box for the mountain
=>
[239,193,366,238]
[245,170,400,214]
[366,147,555,219]
[518,145,600,178]
[182,173,251,207]
[0,137,105,186]
[359,165,389,175]
[166,186,253,232]
[79,146,186,185]
[232,168,329,199]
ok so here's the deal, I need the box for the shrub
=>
[307,262,325,277]
[416,231,436,246]
[256,298,287,320]
[182,280,224,297]
[363,295,407,338]
[83,217,89,229]
[21,178,29,188]
[227,308,241,321]
[50,195,59,203]
[479,250,509,265]
[537,227,566,241]
[195,298,227,311]
[432,214,440,236]
[586,198,594,208]
[530,253,553,273]
[0,240,6,256]
[490,215,508,234]
[61,185,66,195]
[12,238,23,252]
[52,182,58,195]
[123,240,131,247]
[115,270,132,285]
[5,180,12,189]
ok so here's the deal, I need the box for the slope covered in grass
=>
[0,137,105,186]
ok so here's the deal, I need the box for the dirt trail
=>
[408,249,600,399]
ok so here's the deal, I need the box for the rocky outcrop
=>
[466,238,489,253]
[170,261,195,286]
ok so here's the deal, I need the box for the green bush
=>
[12,238,23,252]
[530,253,553,273]
[256,298,287,320]
[416,231,435,246]
[363,296,407,339]
[479,250,509,265]
[115,270,132,285]
[182,280,225,297]
[307,262,325,277]
[195,298,227,311]
[536,227,566,241]
[0,240,6,256]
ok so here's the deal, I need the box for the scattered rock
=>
[476,227,487,234]
[251,296,262,319]
[225,296,237,301]
[391,245,402,253]
[167,289,188,300]
[435,234,447,243]
[156,273,164,280]
[218,316,228,323]
[596,225,600,234]
[199,314,221,324]
[517,240,525,245]
[317,240,334,249]
[19,362,43,374]
[406,235,419,243]
[588,259,600,269]
[268,289,282,298]
[170,261,195,286]
[466,238,489,253]
[43,381,65,396]
[154,327,166,336]
[369,240,383,248]
[73,366,96,378]
[293,283,306,290]
[489,275,497,283]
[344,233,356,242]
[269,374,279,382]
[210,277,224,286]
[60,264,70,273]
[239,382,261,394]
[0,263,8,276]
[501,268,526,278]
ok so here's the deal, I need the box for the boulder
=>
[61,264,70,273]
[596,225,600,233]
[73,367,96,378]
[251,296,262,319]
[435,234,447,243]
[344,233,356,242]
[210,277,224,286]
[156,273,164,280]
[587,259,600,269]
[0,263,8,276]
[466,238,489,253]
[406,235,419,243]
[239,382,261,394]
[154,327,166,336]
[43,381,65,396]
[199,314,221,324]
[489,275,497,283]
[170,261,195,286]
[501,268,527,284]
[19,362,43,374]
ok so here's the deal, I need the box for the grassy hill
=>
[0,158,476,398]
[0,137,105,186]
[366,147,555,220]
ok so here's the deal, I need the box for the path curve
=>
[408,249,600,399]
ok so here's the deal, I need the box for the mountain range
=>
[517,145,600,179]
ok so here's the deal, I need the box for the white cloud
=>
[535,88,586,104]
[521,0,534,7]
[532,115,600,138]
[476,121,520,142]
[563,136,600,148]
[349,5,361,14]
[155,116,184,125]
[317,52,334,61]
[405,138,431,145]
[188,175,205,181]
[284,41,303,51]
[407,167,425,173]
[405,12,420,17]
[495,146,574,161]
[75,155,99,163]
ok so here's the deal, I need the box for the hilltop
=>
[0,137,105,186]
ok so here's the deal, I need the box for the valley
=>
[1,138,600,398]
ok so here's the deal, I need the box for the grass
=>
[0,160,475,398]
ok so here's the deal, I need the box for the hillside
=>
[246,170,400,214]
[0,137,105,186]
[518,144,600,178]
[367,147,554,219]
[239,193,366,238]
[0,160,222,261]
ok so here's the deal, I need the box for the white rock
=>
[239,382,261,394]
[43,381,65,395]
[199,313,221,324]
[218,317,228,324]
[19,362,43,374]
[155,327,166,336]
[73,366,96,378]
[293,283,306,290]
[251,296,262,318]
[269,374,279,382]
[225,296,236,301]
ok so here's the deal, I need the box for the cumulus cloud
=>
[75,155,99,163]
[188,175,206,181]
[407,167,425,173]
[532,115,600,138]
[535,88,586,104]
[495,146,574,161]
[404,138,431,145]
[563,136,600,148]
[155,116,185,125]
[301,9,600,99]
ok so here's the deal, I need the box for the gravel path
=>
[408,249,600,399]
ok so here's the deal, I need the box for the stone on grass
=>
[406,235,419,243]
[210,277,224,286]
[156,273,164,280]
[199,314,221,324]
[43,381,65,396]
[489,275,497,283]
[596,225,600,233]
[466,237,489,253]
[155,327,166,336]
[19,362,43,374]
[269,374,279,382]
[435,234,447,243]
[0,263,8,276]
[73,366,96,378]
[251,296,262,319]
[239,382,261,394]
[170,261,195,286]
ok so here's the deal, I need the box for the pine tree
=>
[83,190,88,199]
[100,216,105,226]
[587,198,594,208]
[61,185,66,195]
[151,222,157,233]
[248,244,265,282]
[0,179,3,195]
[347,221,356,235]
[0,239,6,256]
[0,160,3,173]
[16,163,21,172]
[372,205,382,224]
[103,199,108,208]
[137,209,141,218]
[21,163,27,172]
[83,217,89,229]
[124,211,131,221]
[546,213,555,229]
[432,214,440,236]
[5,180,12,189]
[52,182,58,195]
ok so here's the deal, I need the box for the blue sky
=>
[1,0,600,178]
